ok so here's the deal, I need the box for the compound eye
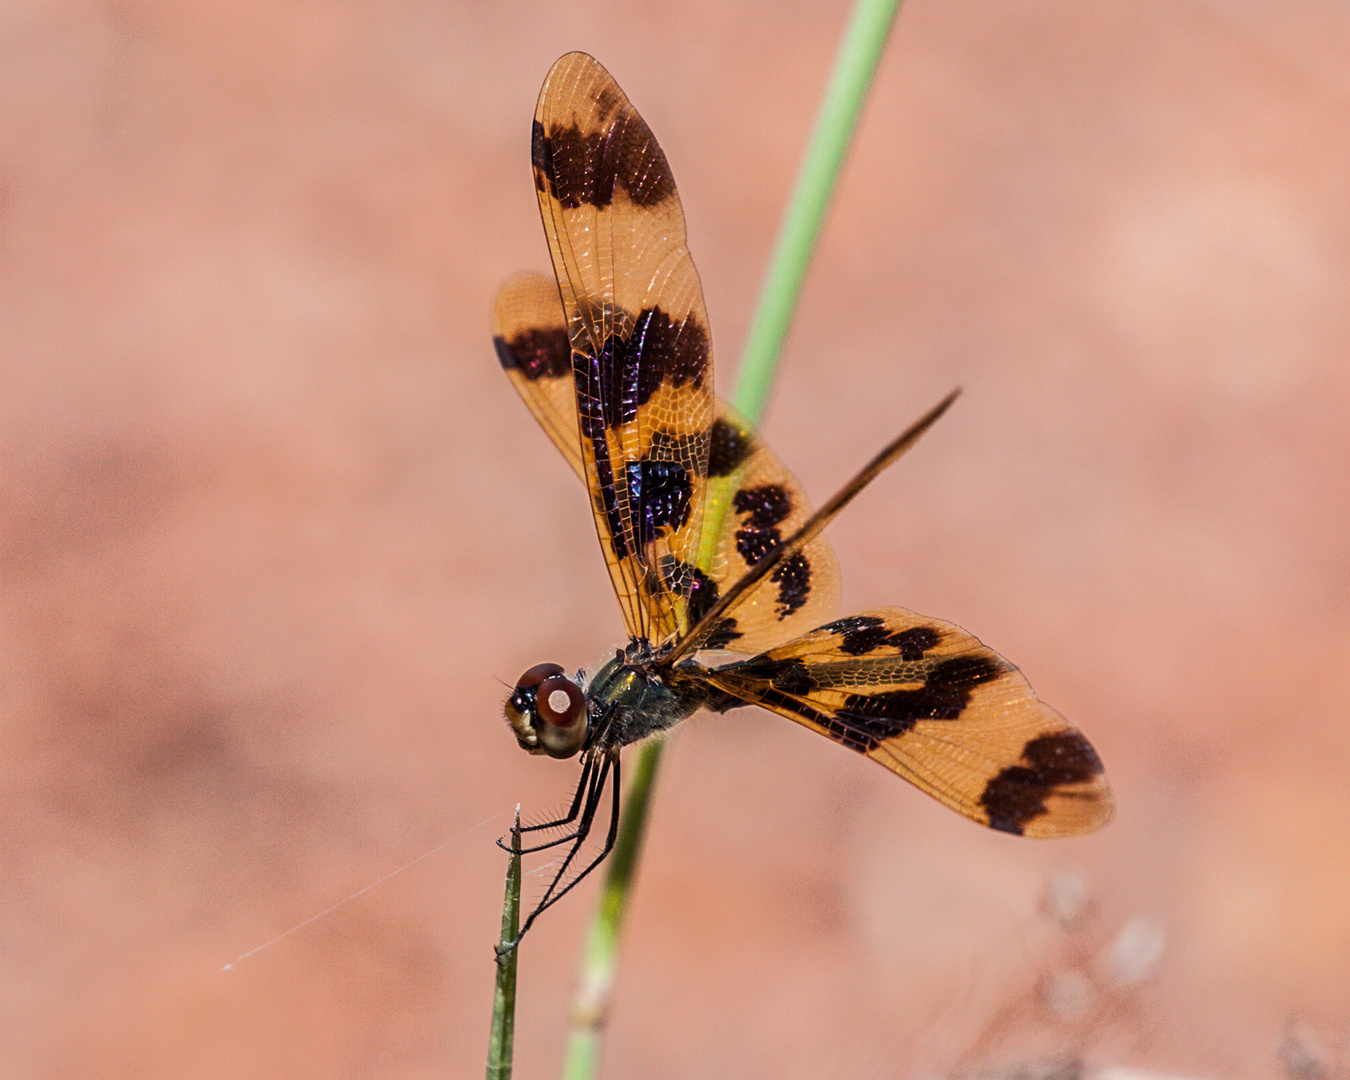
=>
[534,674,587,758]
[505,662,567,754]
[517,662,564,688]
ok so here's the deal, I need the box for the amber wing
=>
[701,607,1113,836]
[530,51,714,644]
[494,271,582,476]
[688,408,840,653]
[495,270,842,654]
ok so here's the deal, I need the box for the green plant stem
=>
[560,744,662,1079]
[560,2,904,1075]
[733,0,906,423]
[486,809,522,1080]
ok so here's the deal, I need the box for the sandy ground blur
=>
[1,2,1347,1077]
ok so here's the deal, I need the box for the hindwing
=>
[684,408,840,653]
[702,607,1113,837]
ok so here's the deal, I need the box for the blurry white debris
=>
[1094,1068,1209,1080]
[1103,915,1167,985]
[1042,968,1093,1022]
[1279,1022,1331,1080]
[1044,870,1089,927]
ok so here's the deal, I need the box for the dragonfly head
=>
[504,662,588,758]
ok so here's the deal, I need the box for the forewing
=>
[533,52,714,643]
[684,408,841,654]
[702,607,1113,837]
[494,271,584,478]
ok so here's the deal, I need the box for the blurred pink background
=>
[1,2,1347,1077]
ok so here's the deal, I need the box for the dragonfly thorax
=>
[581,640,709,751]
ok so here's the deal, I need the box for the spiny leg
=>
[525,752,612,909]
[517,752,594,833]
[519,751,622,932]
[496,752,595,856]
[501,751,621,952]
[499,752,604,856]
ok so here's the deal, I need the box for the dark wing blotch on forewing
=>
[632,307,710,405]
[833,653,1003,741]
[493,271,584,479]
[626,459,692,546]
[703,606,1113,837]
[532,52,697,348]
[531,104,675,211]
[648,429,711,476]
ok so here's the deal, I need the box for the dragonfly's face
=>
[504,662,588,758]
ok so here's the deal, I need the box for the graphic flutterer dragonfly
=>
[493,52,1112,948]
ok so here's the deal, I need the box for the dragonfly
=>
[493,52,1112,946]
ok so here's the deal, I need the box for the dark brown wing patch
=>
[532,109,676,210]
[494,325,570,381]
[707,416,754,477]
[701,606,1112,838]
[821,614,941,658]
[493,271,584,479]
[980,731,1106,835]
